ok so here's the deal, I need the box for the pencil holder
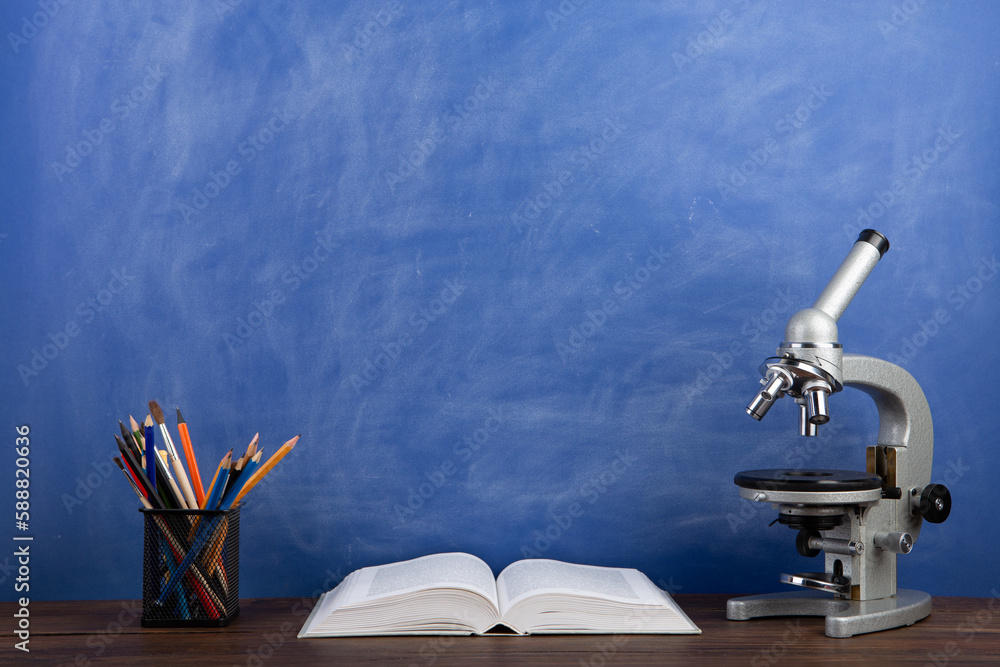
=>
[140,506,240,627]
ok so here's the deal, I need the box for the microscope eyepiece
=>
[856,229,890,258]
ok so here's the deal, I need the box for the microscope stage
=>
[735,469,884,505]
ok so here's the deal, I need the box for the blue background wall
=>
[1,1,997,602]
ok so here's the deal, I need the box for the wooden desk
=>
[5,595,1000,665]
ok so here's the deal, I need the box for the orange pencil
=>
[176,409,205,506]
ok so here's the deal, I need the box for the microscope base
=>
[726,588,931,638]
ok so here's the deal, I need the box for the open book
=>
[297,553,700,636]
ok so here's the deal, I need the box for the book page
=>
[497,559,661,611]
[495,559,700,634]
[345,552,499,609]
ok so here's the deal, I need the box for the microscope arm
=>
[842,353,934,543]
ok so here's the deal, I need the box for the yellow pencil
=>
[233,435,299,504]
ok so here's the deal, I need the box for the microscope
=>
[727,230,951,638]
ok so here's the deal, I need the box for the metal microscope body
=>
[728,230,950,637]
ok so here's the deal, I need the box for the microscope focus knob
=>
[918,484,952,524]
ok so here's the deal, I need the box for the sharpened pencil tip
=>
[176,407,186,424]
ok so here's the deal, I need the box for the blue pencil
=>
[145,416,156,494]
[219,452,260,509]
[204,452,232,510]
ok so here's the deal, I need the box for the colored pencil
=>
[244,432,259,462]
[145,415,156,494]
[220,451,261,509]
[114,457,153,510]
[233,435,299,505]
[115,436,165,509]
[223,450,247,500]
[116,429,146,495]
[175,408,205,506]
[200,448,232,510]
[129,415,145,454]
[147,415,187,509]
[204,451,233,510]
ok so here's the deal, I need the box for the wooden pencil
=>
[233,435,299,504]
[204,450,233,510]
[245,433,259,461]
[129,415,145,454]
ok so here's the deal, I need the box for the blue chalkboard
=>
[1,0,997,603]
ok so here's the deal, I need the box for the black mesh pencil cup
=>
[141,506,240,627]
